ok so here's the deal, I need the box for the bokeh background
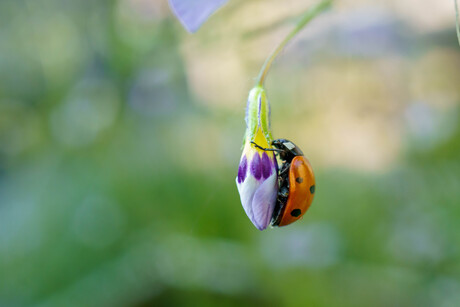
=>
[1,0,460,306]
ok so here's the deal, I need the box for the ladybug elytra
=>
[252,139,316,227]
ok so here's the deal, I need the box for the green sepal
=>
[245,86,273,143]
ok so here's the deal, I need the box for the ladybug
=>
[252,139,316,227]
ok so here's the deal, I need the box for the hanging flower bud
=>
[236,86,278,230]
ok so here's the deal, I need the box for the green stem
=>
[256,0,334,86]
[456,0,460,46]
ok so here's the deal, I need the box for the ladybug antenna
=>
[251,141,283,153]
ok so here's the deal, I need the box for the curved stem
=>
[456,0,460,46]
[256,0,334,86]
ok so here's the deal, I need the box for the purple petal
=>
[237,155,247,184]
[261,152,273,179]
[169,0,229,33]
[250,153,262,180]
[251,174,278,230]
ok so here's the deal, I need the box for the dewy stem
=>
[256,0,334,86]
[456,0,460,46]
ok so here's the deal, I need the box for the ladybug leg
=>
[250,141,283,153]
[279,186,289,198]
[279,162,290,177]
[271,199,283,226]
[271,165,290,226]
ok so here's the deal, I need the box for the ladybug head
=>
[271,139,304,161]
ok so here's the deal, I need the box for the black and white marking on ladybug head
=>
[284,141,296,150]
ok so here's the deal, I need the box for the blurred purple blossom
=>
[168,0,229,33]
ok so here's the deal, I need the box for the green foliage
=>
[1,1,460,306]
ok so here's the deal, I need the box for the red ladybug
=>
[252,139,315,227]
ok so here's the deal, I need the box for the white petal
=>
[251,174,277,230]
[236,173,278,231]
[236,175,259,223]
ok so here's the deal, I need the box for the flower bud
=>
[236,86,278,230]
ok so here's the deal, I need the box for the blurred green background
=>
[1,0,460,306]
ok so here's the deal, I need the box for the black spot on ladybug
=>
[310,185,315,194]
[296,177,303,183]
[291,209,301,217]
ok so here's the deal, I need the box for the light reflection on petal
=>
[236,172,258,224]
